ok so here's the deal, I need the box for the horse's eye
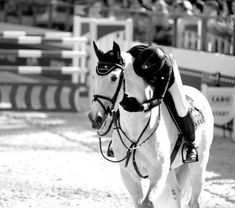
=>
[111,75,118,82]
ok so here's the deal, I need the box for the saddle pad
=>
[186,95,205,129]
[163,92,205,132]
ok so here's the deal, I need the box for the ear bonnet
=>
[93,41,124,75]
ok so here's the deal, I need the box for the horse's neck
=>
[119,103,178,146]
[118,52,157,141]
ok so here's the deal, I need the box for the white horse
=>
[88,42,214,208]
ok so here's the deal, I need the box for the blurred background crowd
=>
[0,0,234,48]
[84,0,235,46]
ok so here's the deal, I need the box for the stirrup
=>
[182,143,199,163]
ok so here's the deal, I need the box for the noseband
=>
[92,62,124,116]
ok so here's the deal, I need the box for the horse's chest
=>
[125,141,160,177]
[112,118,167,177]
[134,149,154,173]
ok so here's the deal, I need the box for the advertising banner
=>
[201,84,235,141]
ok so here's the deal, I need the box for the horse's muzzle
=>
[88,111,104,129]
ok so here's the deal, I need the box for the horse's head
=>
[88,41,125,129]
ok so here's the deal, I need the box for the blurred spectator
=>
[137,0,153,11]
[174,0,194,15]
[128,0,149,14]
[173,0,199,48]
[130,0,150,42]
[131,0,148,11]
[227,0,235,36]
[231,0,235,17]
[203,0,219,35]
[219,0,233,34]
[222,0,235,18]
[165,0,175,5]
[193,0,204,15]
[106,0,124,19]
[219,1,229,18]
[153,0,169,16]
[152,0,173,45]
[122,0,132,9]
[204,0,232,38]
[202,0,232,53]
[203,0,219,17]
[88,0,104,18]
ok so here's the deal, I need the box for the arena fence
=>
[0,16,133,112]
[0,82,84,112]
[0,31,88,112]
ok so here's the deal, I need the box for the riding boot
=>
[179,110,199,163]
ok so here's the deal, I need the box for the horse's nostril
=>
[88,111,104,129]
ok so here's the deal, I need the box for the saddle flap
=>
[163,92,205,133]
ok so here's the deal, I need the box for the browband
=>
[96,62,123,75]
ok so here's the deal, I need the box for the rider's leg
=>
[168,55,198,163]
[137,47,198,163]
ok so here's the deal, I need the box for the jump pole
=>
[0,31,89,111]
[0,49,87,58]
[0,30,72,38]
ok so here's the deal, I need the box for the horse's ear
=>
[93,41,103,60]
[112,41,121,61]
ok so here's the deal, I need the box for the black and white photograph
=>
[0,0,234,207]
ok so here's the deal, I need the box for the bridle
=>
[92,59,162,179]
[92,62,125,117]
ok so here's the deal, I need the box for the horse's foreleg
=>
[188,144,211,208]
[120,167,144,208]
[167,170,182,207]
[141,164,169,208]
[188,165,203,208]
[188,163,206,208]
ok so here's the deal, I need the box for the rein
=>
[99,107,161,179]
